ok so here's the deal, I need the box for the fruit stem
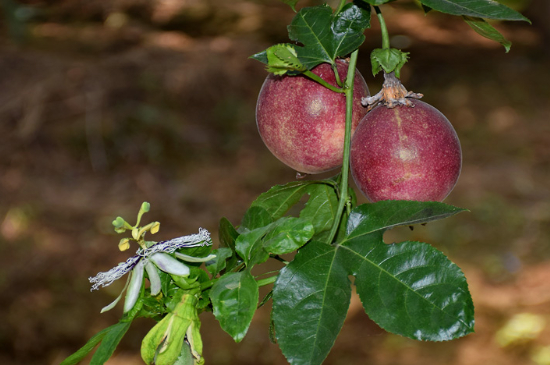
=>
[326,49,359,244]
[303,69,344,93]
[374,6,390,50]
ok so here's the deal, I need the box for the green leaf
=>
[210,271,259,342]
[273,240,351,365]
[251,180,339,234]
[286,4,371,69]
[249,50,268,64]
[370,48,409,77]
[287,5,335,68]
[235,225,271,266]
[358,0,396,5]
[219,217,239,252]
[263,217,315,255]
[59,326,111,365]
[340,201,474,341]
[266,44,307,75]
[343,238,475,341]
[346,200,467,239]
[271,200,473,365]
[419,0,530,22]
[240,206,273,231]
[463,16,511,52]
[331,3,371,58]
[206,247,233,277]
[90,321,132,365]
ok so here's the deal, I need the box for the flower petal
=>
[124,260,145,313]
[100,274,131,313]
[145,261,161,296]
[150,253,190,277]
[174,252,217,263]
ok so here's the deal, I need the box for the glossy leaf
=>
[263,217,315,255]
[90,321,132,365]
[279,0,300,12]
[341,201,474,341]
[299,183,339,236]
[271,200,472,364]
[463,16,511,52]
[287,4,371,69]
[210,271,259,342]
[346,200,467,239]
[342,238,475,341]
[273,240,351,365]
[331,3,371,59]
[419,0,530,22]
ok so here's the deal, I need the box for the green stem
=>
[326,49,359,244]
[256,275,277,287]
[374,6,390,50]
[332,64,343,87]
[303,70,344,93]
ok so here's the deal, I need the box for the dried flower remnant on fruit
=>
[362,72,423,110]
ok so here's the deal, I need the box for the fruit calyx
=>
[361,71,423,110]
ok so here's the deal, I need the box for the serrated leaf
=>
[419,0,530,22]
[463,16,511,52]
[342,239,474,341]
[331,3,371,58]
[271,200,473,365]
[266,44,307,75]
[340,201,474,341]
[287,4,371,69]
[346,200,467,239]
[273,240,351,365]
[90,321,132,365]
[210,271,259,342]
[263,217,314,255]
[370,48,409,77]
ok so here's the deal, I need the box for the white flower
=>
[89,228,213,313]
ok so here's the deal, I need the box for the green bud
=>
[141,202,151,213]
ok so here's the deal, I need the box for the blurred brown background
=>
[0,0,549,364]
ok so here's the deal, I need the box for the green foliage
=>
[62,1,533,364]
[272,201,472,365]
[463,16,512,52]
[252,4,370,72]
[418,0,530,22]
[370,48,409,77]
[210,271,259,342]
